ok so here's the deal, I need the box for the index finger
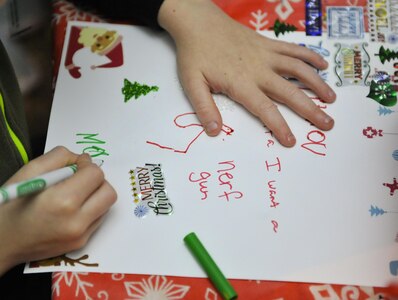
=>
[51,154,106,207]
[272,39,329,70]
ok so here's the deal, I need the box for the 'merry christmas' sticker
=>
[334,42,370,86]
[129,164,173,217]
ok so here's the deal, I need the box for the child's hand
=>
[0,146,117,274]
[159,0,336,147]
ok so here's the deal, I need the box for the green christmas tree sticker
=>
[367,80,397,107]
[271,19,297,37]
[122,79,159,102]
[375,46,398,64]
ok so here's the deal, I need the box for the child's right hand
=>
[0,146,117,275]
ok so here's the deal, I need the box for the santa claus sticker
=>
[65,26,124,78]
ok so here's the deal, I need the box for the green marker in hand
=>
[0,159,103,204]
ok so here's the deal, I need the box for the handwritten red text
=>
[188,160,244,201]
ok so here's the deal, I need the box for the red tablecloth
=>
[51,1,396,299]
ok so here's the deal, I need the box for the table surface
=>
[51,0,395,299]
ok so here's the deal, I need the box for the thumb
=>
[76,153,95,170]
[180,71,223,136]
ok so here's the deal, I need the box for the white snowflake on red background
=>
[249,10,269,31]
[124,275,190,299]
[52,272,108,300]
[310,284,386,299]
[267,0,302,21]
[205,288,218,300]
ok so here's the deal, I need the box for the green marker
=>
[0,159,103,204]
[184,232,238,300]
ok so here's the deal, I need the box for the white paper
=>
[25,21,398,287]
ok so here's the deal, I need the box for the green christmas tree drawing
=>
[375,46,398,64]
[122,79,159,102]
[367,80,397,107]
[271,19,297,37]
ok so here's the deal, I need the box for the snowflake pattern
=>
[134,204,150,218]
[383,178,398,196]
[267,0,302,20]
[124,275,190,299]
[388,33,398,44]
[309,284,385,299]
[249,10,269,31]
[205,288,218,300]
[52,272,108,300]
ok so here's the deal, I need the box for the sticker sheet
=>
[25,21,398,288]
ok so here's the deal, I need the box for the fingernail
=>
[324,116,333,124]
[81,153,92,161]
[287,133,296,144]
[205,121,218,134]
[328,90,336,99]
[93,159,103,167]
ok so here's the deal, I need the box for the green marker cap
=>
[184,232,238,300]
